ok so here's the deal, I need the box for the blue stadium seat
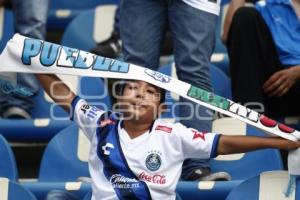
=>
[0,8,71,141]
[158,63,232,119]
[38,124,90,181]
[0,135,18,181]
[0,7,71,142]
[82,190,183,200]
[226,171,300,200]
[0,65,111,142]
[60,4,118,51]
[48,0,119,29]
[0,8,14,52]
[0,119,73,142]
[0,178,37,200]
[210,118,284,180]
[22,181,91,200]
[78,77,112,110]
[175,118,284,200]
[0,87,73,142]
[31,87,68,119]
[177,180,242,200]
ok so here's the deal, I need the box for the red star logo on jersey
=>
[192,130,206,141]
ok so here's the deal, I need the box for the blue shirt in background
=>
[256,0,300,66]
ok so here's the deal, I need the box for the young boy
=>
[37,74,300,200]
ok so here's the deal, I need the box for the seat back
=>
[31,75,111,119]
[226,171,300,200]
[177,180,242,200]
[60,4,118,51]
[0,177,37,200]
[38,124,90,181]
[48,0,119,29]
[31,74,79,119]
[0,7,14,52]
[210,118,283,180]
[78,77,111,109]
[0,135,18,181]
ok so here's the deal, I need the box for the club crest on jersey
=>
[145,152,162,171]
[144,69,171,83]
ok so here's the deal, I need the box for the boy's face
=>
[117,80,163,122]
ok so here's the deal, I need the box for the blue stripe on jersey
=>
[96,112,152,200]
[210,134,221,158]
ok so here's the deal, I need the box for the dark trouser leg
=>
[227,7,300,117]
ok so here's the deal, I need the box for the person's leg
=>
[13,0,48,40]
[0,0,49,118]
[168,0,217,180]
[119,0,167,70]
[226,7,282,112]
[227,7,300,117]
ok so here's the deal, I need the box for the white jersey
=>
[72,97,220,200]
[182,0,221,15]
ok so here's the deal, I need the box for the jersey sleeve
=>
[174,123,220,159]
[71,96,106,141]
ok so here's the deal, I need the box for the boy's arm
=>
[217,135,300,155]
[36,74,76,113]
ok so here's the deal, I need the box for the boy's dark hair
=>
[116,80,166,103]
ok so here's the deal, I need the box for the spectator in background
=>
[117,0,227,181]
[91,7,174,59]
[0,0,49,119]
[222,0,300,117]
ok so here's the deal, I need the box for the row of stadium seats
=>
[1,118,283,182]
[48,0,120,29]
[1,173,299,200]
[1,117,299,200]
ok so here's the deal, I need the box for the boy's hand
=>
[285,140,300,150]
[263,66,300,97]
